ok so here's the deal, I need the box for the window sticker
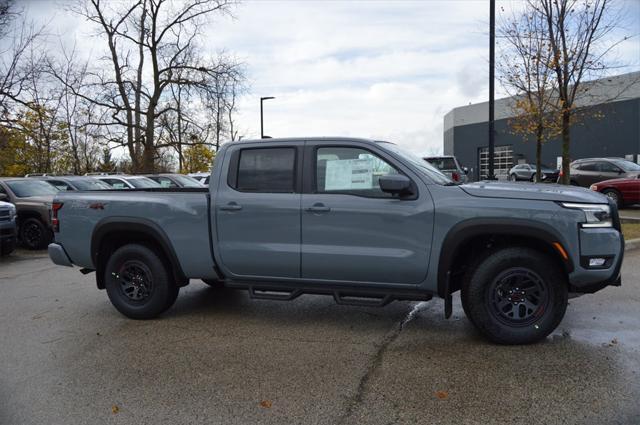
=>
[324,158,373,190]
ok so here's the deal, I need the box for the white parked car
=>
[94,175,161,189]
[187,172,210,186]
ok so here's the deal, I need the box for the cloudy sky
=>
[21,0,640,155]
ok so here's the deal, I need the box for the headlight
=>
[561,202,611,228]
[8,204,16,221]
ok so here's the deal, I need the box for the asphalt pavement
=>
[1,250,639,424]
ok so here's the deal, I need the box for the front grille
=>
[0,209,10,222]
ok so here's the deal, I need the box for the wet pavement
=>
[1,250,639,424]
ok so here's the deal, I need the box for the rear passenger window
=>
[598,162,621,173]
[235,148,295,193]
[49,181,72,191]
[577,162,598,171]
[157,177,177,188]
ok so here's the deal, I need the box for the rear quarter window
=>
[233,148,296,193]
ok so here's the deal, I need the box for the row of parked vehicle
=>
[423,155,639,209]
[507,157,640,208]
[0,173,208,255]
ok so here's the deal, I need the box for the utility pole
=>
[260,96,275,139]
[487,0,496,180]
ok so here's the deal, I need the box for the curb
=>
[621,217,640,224]
[625,238,640,252]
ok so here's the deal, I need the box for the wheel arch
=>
[601,187,623,202]
[16,209,44,223]
[437,218,574,298]
[91,217,188,290]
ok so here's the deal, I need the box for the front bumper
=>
[569,229,624,294]
[48,243,73,267]
[0,221,17,243]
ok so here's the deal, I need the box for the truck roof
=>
[231,136,390,145]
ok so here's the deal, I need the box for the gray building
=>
[443,71,640,181]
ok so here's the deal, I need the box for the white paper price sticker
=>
[324,158,373,190]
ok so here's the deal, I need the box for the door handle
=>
[305,203,331,213]
[220,202,242,212]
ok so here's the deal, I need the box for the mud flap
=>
[444,270,452,319]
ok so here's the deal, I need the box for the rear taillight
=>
[558,169,564,177]
[52,202,63,232]
[451,172,460,182]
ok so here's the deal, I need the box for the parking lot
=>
[0,249,638,424]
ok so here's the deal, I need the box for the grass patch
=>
[622,222,640,240]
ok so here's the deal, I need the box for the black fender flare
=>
[91,217,187,289]
[437,218,575,298]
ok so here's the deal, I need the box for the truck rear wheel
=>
[104,244,179,319]
[461,247,568,344]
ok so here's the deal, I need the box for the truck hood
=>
[460,181,609,203]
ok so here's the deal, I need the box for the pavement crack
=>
[337,301,430,424]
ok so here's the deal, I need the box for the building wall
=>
[448,97,640,181]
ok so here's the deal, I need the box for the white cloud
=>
[16,0,640,156]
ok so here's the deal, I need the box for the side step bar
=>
[225,280,434,308]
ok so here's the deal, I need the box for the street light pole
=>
[260,96,275,139]
[488,0,496,180]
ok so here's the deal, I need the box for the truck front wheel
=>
[461,247,568,344]
[104,244,179,319]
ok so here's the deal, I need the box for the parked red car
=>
[590,176,640,208]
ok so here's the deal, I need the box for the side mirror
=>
[379,175,413,196]
[0,193,7,201]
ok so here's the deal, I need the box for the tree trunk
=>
[560,108,571,185]
[536,126,543,183]
[142,142,155,173]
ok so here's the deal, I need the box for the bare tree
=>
[48,43,103,174]
[498,7,561,181]
[532,0,627,184]
[70,0,237,172]
[0,2,47,128]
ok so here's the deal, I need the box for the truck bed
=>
[54,189,218,279]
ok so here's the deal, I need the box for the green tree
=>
[183,143,215,174]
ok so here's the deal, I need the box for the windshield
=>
[126,177,161,188]
[172,175,204,188]
[379,143,452,185]
[611,159,640,172]
[425,157,457,171]
[6,180,59,197]
[71,178,112,191]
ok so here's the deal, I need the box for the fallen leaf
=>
[259,400,272,409]
[111,405,119,414]
[435,391,449,400]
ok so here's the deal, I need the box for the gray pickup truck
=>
[48,137,624,344]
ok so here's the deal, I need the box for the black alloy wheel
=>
[486,267,549,327]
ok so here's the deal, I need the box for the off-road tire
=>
[461,247,568,344]
[104,244,179,319]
